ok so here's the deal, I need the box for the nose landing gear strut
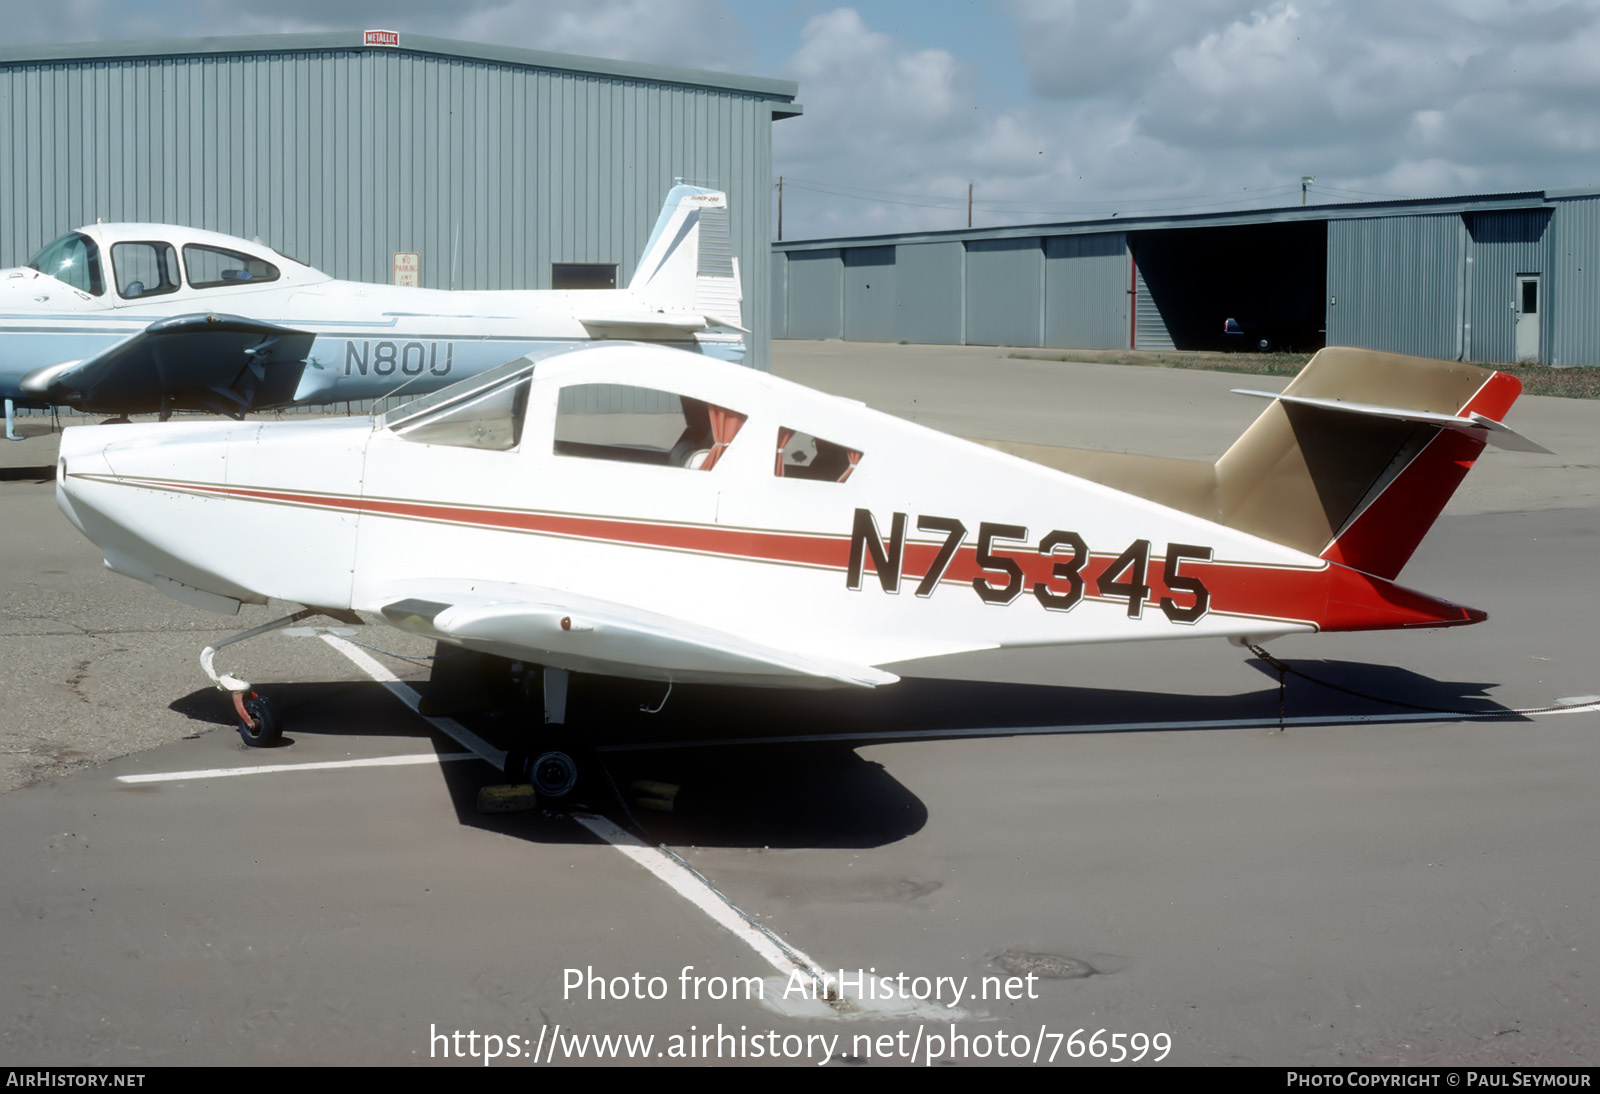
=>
[200,607,361,745]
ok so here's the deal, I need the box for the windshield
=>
[27,232,104,296]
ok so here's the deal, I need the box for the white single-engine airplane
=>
[55,341,1542,801]
[2,185,744,437]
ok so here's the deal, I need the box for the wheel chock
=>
[631,779,680,813]
[476,784,539,814]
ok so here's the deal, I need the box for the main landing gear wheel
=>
[504,746,582,803]
[234,691,282,747]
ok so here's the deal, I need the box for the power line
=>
[1314,183,1415,201]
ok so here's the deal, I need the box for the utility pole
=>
[967,182,973,228]
[777,176,783,241]
[1301,175,1315,206]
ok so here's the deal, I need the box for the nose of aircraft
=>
[52,420,248,613]
[54,424,113,537]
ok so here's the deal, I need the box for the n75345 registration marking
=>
[846,508,1213,623]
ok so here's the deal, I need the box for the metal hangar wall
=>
[0,31,800,370]
[772,187,1600,367]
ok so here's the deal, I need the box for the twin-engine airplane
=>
[2,185,744,436]
[55,341,1540,801]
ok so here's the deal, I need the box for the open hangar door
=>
[1131,221,1327,351]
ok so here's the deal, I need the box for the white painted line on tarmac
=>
[569,813,966,1021]
[117,752,477,784]
[319,634,506,765]
[571,813,825,979]
[317,632,959,1022]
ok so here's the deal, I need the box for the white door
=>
[1514,275,1540,363]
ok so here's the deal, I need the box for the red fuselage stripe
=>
[110,476,1484,631]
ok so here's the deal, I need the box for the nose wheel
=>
[233,691,282,747]
[199,607,360,748]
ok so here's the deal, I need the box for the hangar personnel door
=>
[1515,275,1540,363]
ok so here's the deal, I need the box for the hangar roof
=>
[0,30,802,117]
[775,187,1600,251]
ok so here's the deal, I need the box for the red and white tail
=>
[1220,348,1542,579]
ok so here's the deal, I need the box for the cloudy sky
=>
[6,0,1599,240]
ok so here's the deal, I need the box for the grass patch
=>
[1009,349,1600,398]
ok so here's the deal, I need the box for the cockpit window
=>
[555,384,747,470]
[393,373,532,451]
[775,428,862,482]
[27,232,103,296]
[184,244,280,289]
[111,242,181,300]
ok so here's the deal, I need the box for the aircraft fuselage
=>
[2,192,745,417]
[0,270,738,408]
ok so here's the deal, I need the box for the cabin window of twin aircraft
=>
[183,245,279,288]
[28,232,103,295]
[111,242,181,298]
[29,230,283,300]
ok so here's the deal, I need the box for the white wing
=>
[373,579,898,689]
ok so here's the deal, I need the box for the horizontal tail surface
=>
[980,347,1532,584]
[1216,347,1525,579]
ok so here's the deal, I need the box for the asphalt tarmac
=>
[1,343,1596,1067]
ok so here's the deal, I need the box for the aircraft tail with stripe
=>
[980,347,1542,583]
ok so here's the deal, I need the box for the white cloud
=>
[451,0,752,71]
[6,0,1600,239]
[1008,0,1248,99]
[964,0,1600,224]
[774,7,1064,237]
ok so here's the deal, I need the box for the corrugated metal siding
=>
[0,45,781,368]
[1327,214,1464,359]
[893,240,964,344]
[1547,195,1600,367]
[775,189,1600,366]
[1464,209,1550,365]
[784,248,843,340]
[843,245,895,342]
[769,250,788,339]
[1043,231,1126,349]
[1132,262,1173,350]
[965,237,1042,347]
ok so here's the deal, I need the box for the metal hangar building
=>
[0,30,800,370]
[771,188,1600,367]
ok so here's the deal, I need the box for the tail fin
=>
[628,185,745,331]
[1216,347,1538,579]
[979,347,1539,583]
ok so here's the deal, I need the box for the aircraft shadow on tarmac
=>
[0,465,57,483]
[170,657,1510,850]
